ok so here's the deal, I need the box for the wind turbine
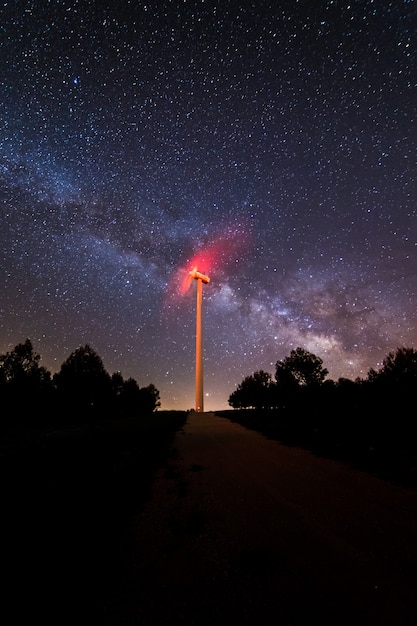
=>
[189,268,210,412]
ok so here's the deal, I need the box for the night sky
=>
[1,0,416,410]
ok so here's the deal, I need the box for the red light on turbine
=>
[190,268,210,284]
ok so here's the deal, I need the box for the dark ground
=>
[216,408,417,490]
[1,411,187,625]
[3,410,417,625]
[106,412,417,626]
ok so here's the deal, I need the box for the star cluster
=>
[1,0,416,409]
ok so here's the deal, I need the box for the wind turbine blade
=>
[180,267,195,294]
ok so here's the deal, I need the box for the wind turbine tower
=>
[190,268,210,412]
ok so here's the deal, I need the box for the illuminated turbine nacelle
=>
[190,269,210,284]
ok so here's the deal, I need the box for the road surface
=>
[108,412,417,625]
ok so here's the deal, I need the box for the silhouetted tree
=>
[225,345,417,487]
[121,377,141,414]
[367,347,417,389]
[111,373,161,415]
[111,371,125,398]
[139,383,161,413]
[272,348,328,411]
[276,348,328,387]
[229,370,275,409]
[54,344,112,419]
[0,339,53,421]
[0,339,50,389]
[364,347,417,457]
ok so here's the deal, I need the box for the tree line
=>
[229,347,329,410]
[229,346,417,410]
[0,339,160,427]
[227,346,417,484]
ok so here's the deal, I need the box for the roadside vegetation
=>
[0,339,161,428]
[0,338,186,623]
[221,346,417,488]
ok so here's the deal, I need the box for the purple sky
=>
[1,1,416,409]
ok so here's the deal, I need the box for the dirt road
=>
[109,411,417,625]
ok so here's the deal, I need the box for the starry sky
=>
[1,0,416,410]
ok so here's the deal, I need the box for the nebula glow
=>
[172,223,252,297]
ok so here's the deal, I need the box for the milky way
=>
[1,1,416,409]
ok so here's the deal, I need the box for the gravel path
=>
[108,411,417,626]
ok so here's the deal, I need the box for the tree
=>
[275,348,328,388]
[139,383,161,413]
[110,371,125,399]
[0,339,53,420]
[367,347,417,388]
[365,347,417,459]
[111,373,161,415]
[53,344,111,417]
[229,370,274,409]
[0,339,51,390]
